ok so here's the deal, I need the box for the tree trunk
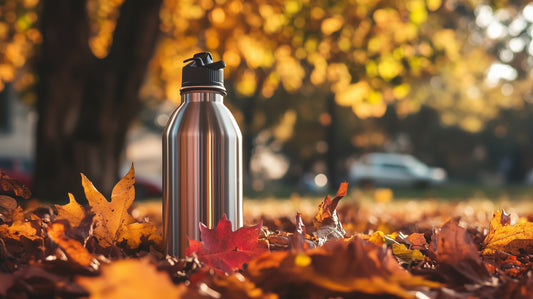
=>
[35,0,162,202]
[326,93,338,190]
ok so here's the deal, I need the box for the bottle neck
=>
[181,91,224,103]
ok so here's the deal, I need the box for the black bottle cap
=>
[180,52,226,94]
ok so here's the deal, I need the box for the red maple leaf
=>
[186,214,269,273]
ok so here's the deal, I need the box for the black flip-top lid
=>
[180,52,226,94]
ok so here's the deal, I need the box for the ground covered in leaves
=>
[3,167,533,298]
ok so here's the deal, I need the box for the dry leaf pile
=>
[2,167,533,298]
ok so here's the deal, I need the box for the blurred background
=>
[1,0,533,202]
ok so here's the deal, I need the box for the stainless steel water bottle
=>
[162,52,243,257]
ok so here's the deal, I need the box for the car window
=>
[380,163,410,172]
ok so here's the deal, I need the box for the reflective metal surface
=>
[162,91,243,257]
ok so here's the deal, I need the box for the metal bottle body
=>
[162,90,243,257]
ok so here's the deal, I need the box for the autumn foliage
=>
[3,168,533,298]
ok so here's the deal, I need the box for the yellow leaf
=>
[81,164,157,249]
[368,231,386,246]
[118,222,162,249]
[55,193,86,227]
[392,243,425,263]
[76,258,186,299]
[482,210,533,255]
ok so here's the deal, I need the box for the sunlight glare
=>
[523,3,533,23]
[314,173,328,188]
[508,37,526,53]
[508,16,527,36]
[475,5,493,28]
[486,63,517,86]
[487,21,507,39]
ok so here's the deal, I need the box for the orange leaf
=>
[55,193,87,227]
[247,237,440,298]
[46,221,96,268]
[0,170,31,199]
[482,210,533,255]
[76,257,186,298]
[313,182,348,245]
[0,206,40,241]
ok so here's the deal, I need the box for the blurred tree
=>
[1,0,533,198]
[34,0,162,201]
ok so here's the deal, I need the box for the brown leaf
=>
[312,182,348,245]
[2,264,88,298]
[81,164,161,249]
[0,170,31,199]
[429,219,491,285]
[189,270,278,299]
[288,212,315,251]
[76,257,187,298]
[46,221,97,268]
[247,237,440,298]
[210,273,278,299]
[289,212,306,251]
[0,272,15,296]
[0,195,17,212]
[482,210,533,255]
[406,232,428,250]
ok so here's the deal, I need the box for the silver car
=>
[349,153,447,188]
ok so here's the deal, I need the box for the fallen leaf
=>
[0,206,41,241]
[55,193,87,227]
[186,214,269,273]
[46,221,96,268]
[0,195,17,212]
[374,188,393,203]
[482,210,533,255]
[392,243,425,263]
[313,182,348,245]
[429,219,491,285]
[81,165,161,249]
[156,255,203,284]
[405,232,428,250]
[3,264,88,298]
[367,231,386,246]
[0,272,14,296]
[248,237,440,298]
[289,212,313,251]
[76,257,186,299]
[190,270,278,299]
[118,222,162,249]
[0,170,31,199]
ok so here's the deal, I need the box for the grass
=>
[136,183,533,230]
